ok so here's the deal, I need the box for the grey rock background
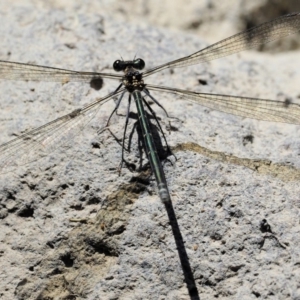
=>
[0,1,300,299]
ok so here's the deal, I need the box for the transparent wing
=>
[0,60,122,82]
[0,88,125,173]
[144,12,300,77]
[147,84,300,124]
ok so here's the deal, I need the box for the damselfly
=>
[0,13,300,202]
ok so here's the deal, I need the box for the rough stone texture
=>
[0,1,300,300]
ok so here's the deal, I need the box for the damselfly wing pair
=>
[0,13,300,202]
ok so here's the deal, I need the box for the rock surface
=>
[0,1,300,299]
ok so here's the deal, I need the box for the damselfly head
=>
[113,58,145,72]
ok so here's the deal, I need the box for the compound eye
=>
[113,60,123,72]
[134,58,145,70]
